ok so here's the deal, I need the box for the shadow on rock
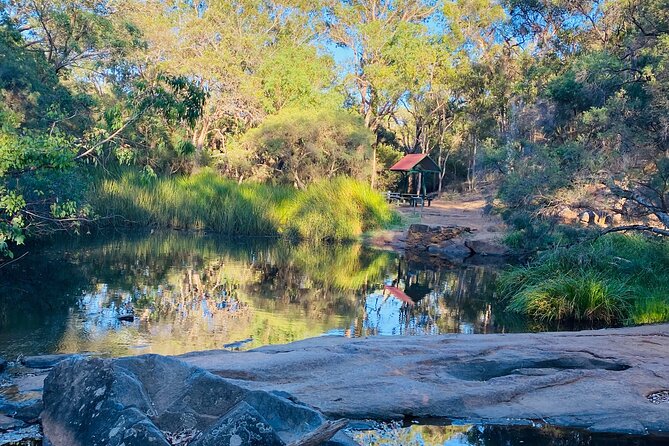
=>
[41,355,357,446]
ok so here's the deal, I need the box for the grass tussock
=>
[499,234,669,325]
[91,169,399,242]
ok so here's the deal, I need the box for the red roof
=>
[389,154,427,171]
[389,154,440,172]
[384,285,415,306]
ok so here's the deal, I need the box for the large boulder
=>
[406,224,471,252]
[42,355,346,446]
[190,401,283,446]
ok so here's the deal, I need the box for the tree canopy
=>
[2,0,669,255]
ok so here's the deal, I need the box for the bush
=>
[280,177,399,241]
[499,234,669,325]
[505,271,631,324]
[228,107,374,186]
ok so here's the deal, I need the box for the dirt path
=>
[368,192,507,252]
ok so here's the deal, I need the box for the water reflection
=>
[0,231,518,358]
[355,423,669,446]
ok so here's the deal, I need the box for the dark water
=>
[0,230,520,358]
[355,423,669,445]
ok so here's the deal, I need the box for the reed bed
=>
[91,169,399,242]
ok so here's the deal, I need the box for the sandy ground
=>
[368,192,507,251]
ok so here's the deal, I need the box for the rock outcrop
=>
[14,325,669,442]
[181,324,669,436]
[464,239,510,256]
[41,355,356,446]
[406,224,473,261]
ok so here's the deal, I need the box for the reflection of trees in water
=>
[0,246,92,356]
[465,425,657,446]
[0,231,398,356]
[354,423,471,446]
[354,423,650,446]
[0,231,524,357]
[357,260,512,337]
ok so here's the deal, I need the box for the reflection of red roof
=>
[384,285,415,306]
[389,154,440,172]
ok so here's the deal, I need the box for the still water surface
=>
[0,232,663,445]
[355,423,668,446]
[0,230,518,358]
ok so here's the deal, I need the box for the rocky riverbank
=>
[367,194,510,261]
[2,324,669,444]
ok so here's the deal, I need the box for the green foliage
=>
[502,211,589,252]
[234,107,374,186]
[91,169,398,241]
[257,45,341,113]
[0,27,89,258]
[0,26,90,131]
[374,143,404,191]
[0,187,26,257]
[87,73,207,171]
[505,271,631,324]
[279,177,400,241]
[499,234,669,325]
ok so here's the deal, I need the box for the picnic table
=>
[385,192,438,207]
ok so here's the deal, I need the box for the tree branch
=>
[599,225,669,237]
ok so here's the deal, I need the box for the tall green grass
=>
[90,169,399,241]
[499,234,669,325]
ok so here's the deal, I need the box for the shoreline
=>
[2,324,669,444]
[180,323,669,435]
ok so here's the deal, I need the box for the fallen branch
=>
[0,251,30,269]
[599,224,669,237]
[287,419,349,446]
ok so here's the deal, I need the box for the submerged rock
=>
[21,354,80,369]
[0,414,25,431]
[0,397,42,422]
[0,424,41,446]
[41,354,350,446]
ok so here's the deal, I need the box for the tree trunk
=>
[371,145,377,189]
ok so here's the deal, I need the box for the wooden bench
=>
[425,192,439,207]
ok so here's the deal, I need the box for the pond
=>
[0,231,664,446]
[0,230,520,358]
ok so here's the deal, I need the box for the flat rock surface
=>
[181,324,669,435]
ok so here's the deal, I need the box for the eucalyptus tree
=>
[117,0,336,163]
[1,0,136,73]
[322,0,439,132]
